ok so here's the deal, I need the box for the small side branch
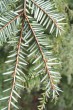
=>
[8,18,24,110]
[25,15,54,90]
[31,0,62,31]
[0,12,23,32]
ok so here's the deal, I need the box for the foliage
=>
[0,0,65,110]
[45,0,73,110]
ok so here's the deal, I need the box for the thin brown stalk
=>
[24,0,26,16]
[25,15,54,89]
[8,18,24,110]
[31,0,62,31]
[0,12,23,32]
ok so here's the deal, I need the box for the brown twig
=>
[8,18,24,110]
[0,12,23,32]
[24,0,26,16]
[31,0,62,31]
[25,15,54,89]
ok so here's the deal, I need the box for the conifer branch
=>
[31,0,62,31]
[25,15,54,90]
[0,12,23,32]
[8,18,24,110]
[0,0,65,109]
